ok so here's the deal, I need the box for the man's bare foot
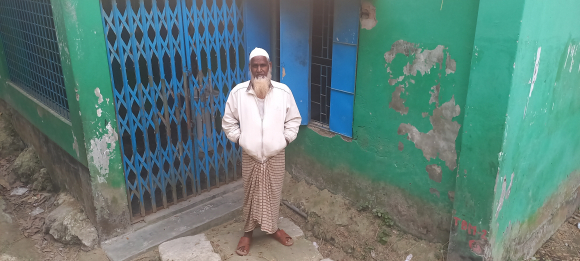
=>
[271,229,293,246]
[236,231,253,256]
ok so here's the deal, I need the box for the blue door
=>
[100,0,246,220]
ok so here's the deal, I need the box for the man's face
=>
[250,56,271,78]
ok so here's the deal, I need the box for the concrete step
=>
[135,180,243,229]
[102,184,244,261]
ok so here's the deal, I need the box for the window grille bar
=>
[0,0,69,119]
[310,0,333,125]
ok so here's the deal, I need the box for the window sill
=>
[307,122,353,142]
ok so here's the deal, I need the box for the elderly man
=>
[222,48,302,256]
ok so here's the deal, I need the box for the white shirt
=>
[256,98,265,120]
[222,80,302,162]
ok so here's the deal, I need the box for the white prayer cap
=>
[249,47,270,61]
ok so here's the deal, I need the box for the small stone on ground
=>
[159,234,221,261]
[9,187,27,196]
[9,147,42,184]
[43,193,99,249]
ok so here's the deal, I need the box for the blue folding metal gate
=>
[100,0,246,219]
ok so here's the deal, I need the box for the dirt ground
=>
[280,172,445,261]
[531,208,580,261]
[0,153,113,261]
[0,164,102,260]
[281,173,580,261]
[0,148,161,261]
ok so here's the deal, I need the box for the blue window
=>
[328,0,359,137]
[280,0,359,137]
[310,0,334,126]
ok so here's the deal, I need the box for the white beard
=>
[250,67,272,99]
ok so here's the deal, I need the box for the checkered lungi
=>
[242,149,285,234]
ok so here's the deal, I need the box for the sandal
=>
[271,229,293,246]
[236,236,252,256]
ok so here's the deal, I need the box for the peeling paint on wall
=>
[446,53,456,75]
[389,85,409,115]
[524,47,541,119]
[385,40,455,77]
[426,164,442,183]
[89,122,118,183]
[309,125,337,138]
[564,44,577,73]
[360,2,377,30]
[506,173,514,199]
[97,108,102,117]
[403,45,445,76]
[384,38,457,142]
[72,131,79,158]
[448,191,455,202]
[36,106,44,118]
[429,84,440,107]
[398,97,461,170]
[469,238,492,259]
[495,172,515,218]
[94,87,104,104]
[398,141,404,151]
[384,40,417,63]
[430,188,440,197]
[388,75,405,86]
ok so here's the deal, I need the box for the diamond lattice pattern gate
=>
[100,0,246,220]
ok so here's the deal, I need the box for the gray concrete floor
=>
[206,217,324,261]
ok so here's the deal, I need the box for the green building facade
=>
[0,0,578,260]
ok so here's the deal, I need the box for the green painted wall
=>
[51,0,89,166]
[490,0,580,260]
[448,0,580,260]
[52,0,130,239]
[447,0,526,259]
[286,0,480,241]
